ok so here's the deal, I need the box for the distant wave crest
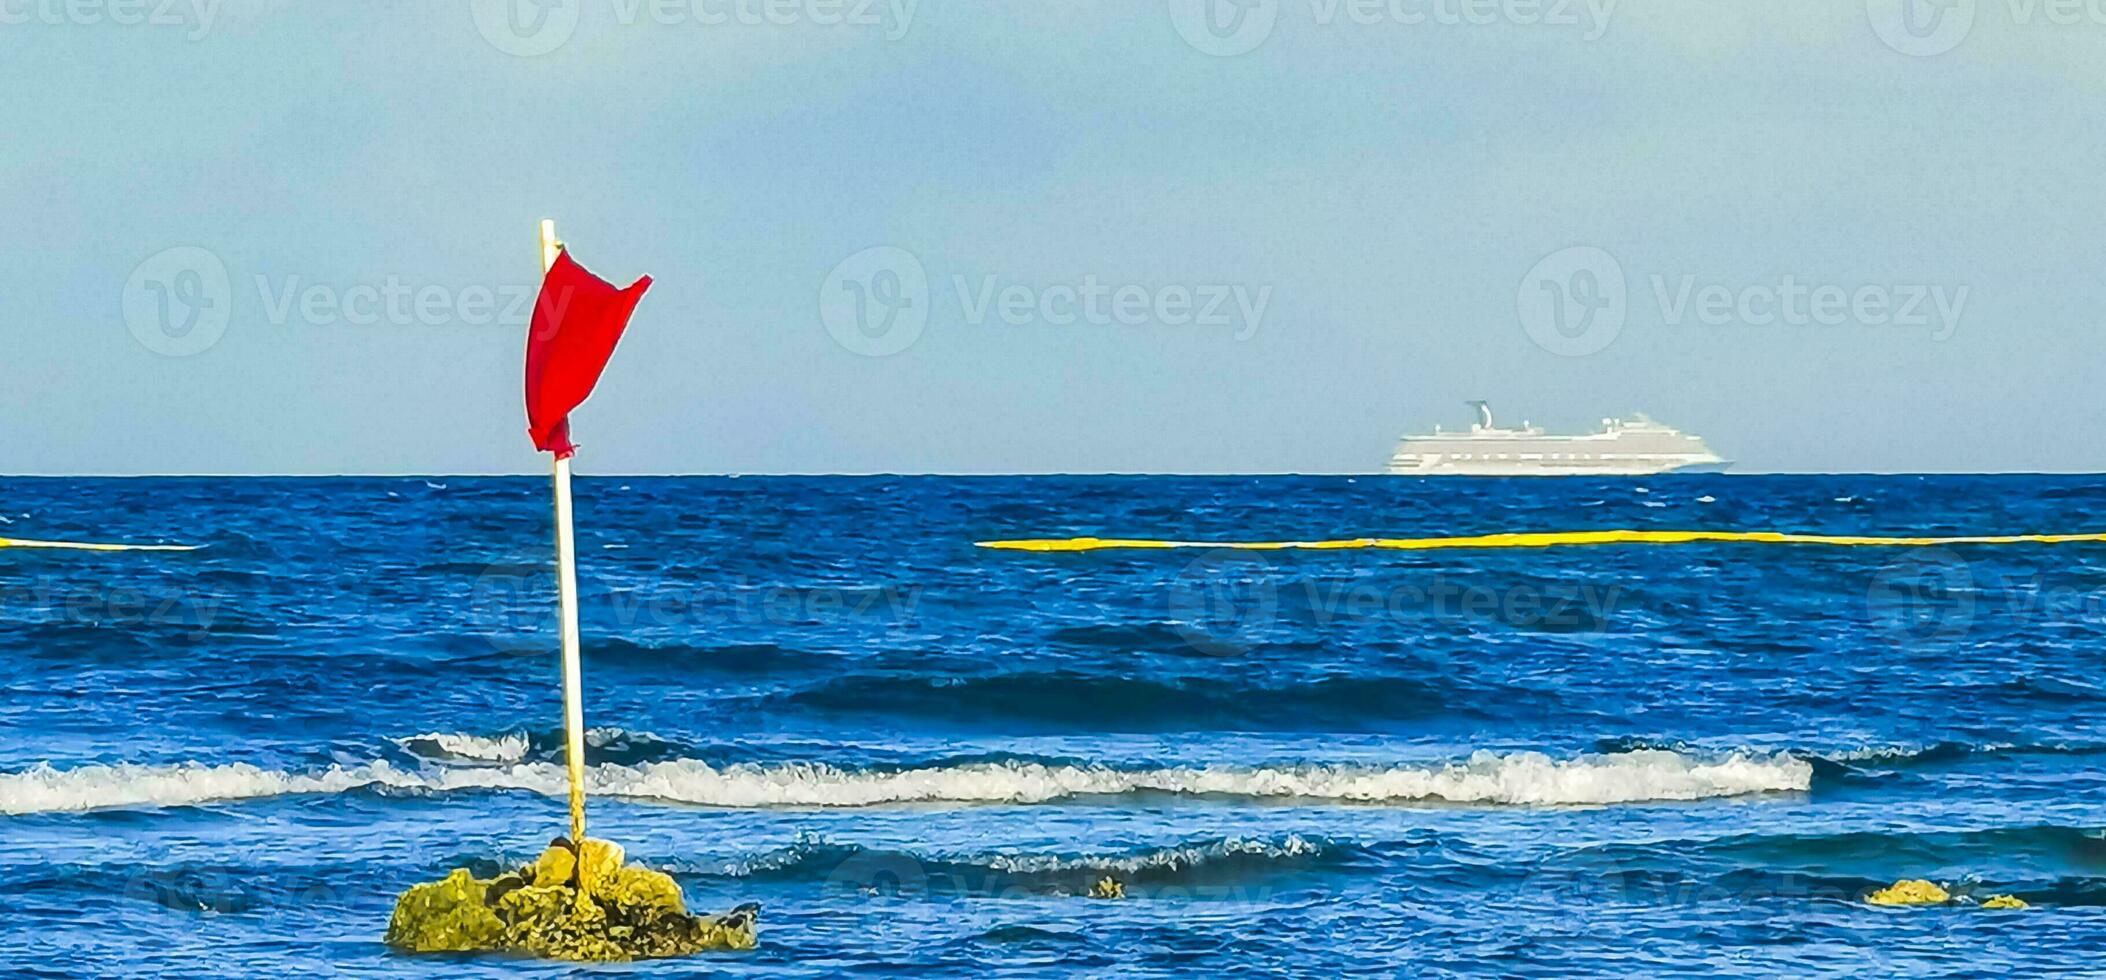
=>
[0,761,410,816]
[0,747,1810,816]
[684,834,1342,896]
[393,727,678,766]
[394,732,531,764]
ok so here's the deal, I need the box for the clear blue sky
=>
[3,1,2100,474]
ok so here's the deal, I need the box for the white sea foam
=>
[0,749,1812,816]
[979,834,1326,875]
[0,761,418,815]
[394,728,663,766]
[395,732,531,764]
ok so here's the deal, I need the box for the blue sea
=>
[5,476,2105,977]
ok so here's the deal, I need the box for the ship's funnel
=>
[1465,400,1495,430]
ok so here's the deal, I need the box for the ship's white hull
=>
[1386,456,1731,477]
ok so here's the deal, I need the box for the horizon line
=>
[6,471,2105,479]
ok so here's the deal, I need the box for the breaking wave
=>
[393,727,686,767]
[394,732,531,764]
[0,748,1809,816]
[0,762,402,816]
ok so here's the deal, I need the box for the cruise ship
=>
[1387,402,1729,477]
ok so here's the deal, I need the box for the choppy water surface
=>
[5,476,2105,977]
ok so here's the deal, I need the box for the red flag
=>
[525,249,652,458]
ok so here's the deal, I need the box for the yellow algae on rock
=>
[577,837,625,893]
[385,840,758,962]
[383,868,507,952]
[1981,894,2029,910]
[532,842,578,888]
[604,864,687,911]
[1866,879,1950,906]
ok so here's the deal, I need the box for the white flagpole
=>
[541,217,589,847]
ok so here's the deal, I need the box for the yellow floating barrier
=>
[0,536,199,552]
[976,529,2106,553]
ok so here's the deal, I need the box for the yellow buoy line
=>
[975,529,2106,553]
[0,536,200,552]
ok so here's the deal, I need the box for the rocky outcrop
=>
[385,838,758,961]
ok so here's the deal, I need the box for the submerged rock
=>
[1864,879,2032,910]
[386,838,758,961]
[1866,879,1950,906]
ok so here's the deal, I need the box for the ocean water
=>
[4,475,2105,977]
